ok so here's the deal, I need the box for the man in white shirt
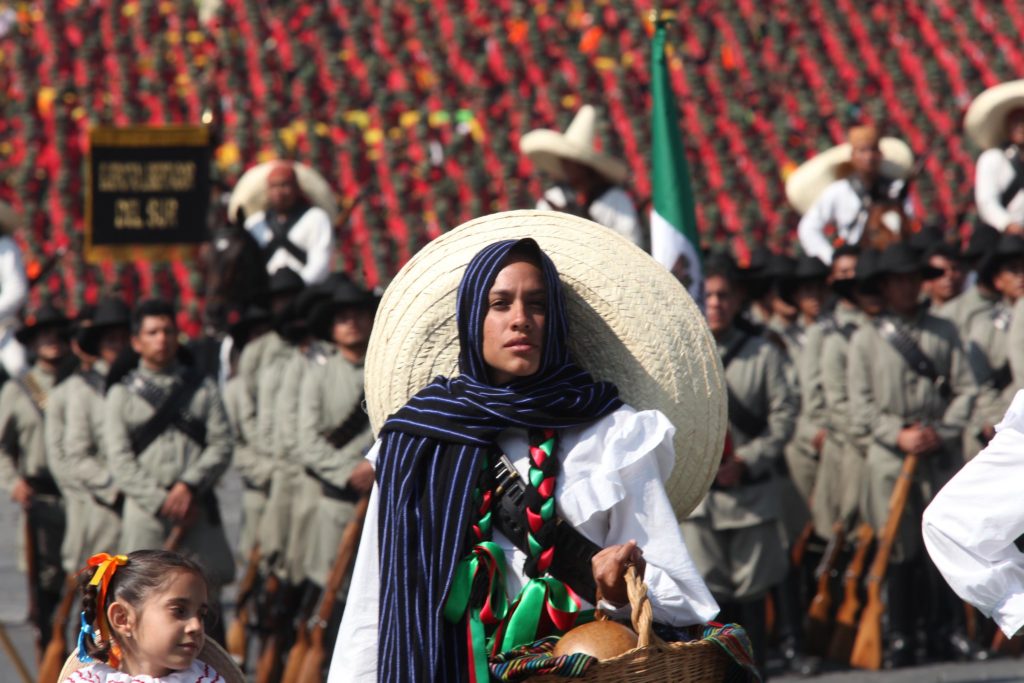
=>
[797,126,912,264]
[974,108,1024,234]
[0,203,28,378]
[245,162,334,285]
[924,389,1024,638]
[521,105,644,248]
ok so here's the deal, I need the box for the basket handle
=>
[625,565,664,649]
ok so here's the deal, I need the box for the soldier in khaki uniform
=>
[104,300,234,592]
[848,244,978,666]
[62,298,132,562]
[0,303,70,649]
[964,235,1024,460]
[299,279,376,594]
[681,255,798,672]
[812,248,881,539]
[936,226,1000,337]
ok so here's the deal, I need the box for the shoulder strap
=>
[874,318,951,399]
[1000,146,1024,207]
[262,211,309,265]
[125,370,207,455]
[15,375,47,418]
[79,368,105,394]
[721,332,770,439]
[323,392,370,449]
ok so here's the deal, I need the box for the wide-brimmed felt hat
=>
[519,105,629,186]
[964,223,1001,264]
[308,277,380,341]
[791,255,830,281]
[365,209,727,518]
[870,243,943,281]
[977,233,1024,283]
[833,249,881,300]
[267,267,305,297]
[16,303,71,344]
[78,298,131,356]
[964,79,1024,150]
[59,641,244,683]
[228,160,339,222]
[227,303,271,343]
[785,137,914,215]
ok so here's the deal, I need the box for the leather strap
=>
[14,374,47,418]
[874,317,951,399]
[125,370,207,455]
[323,392,369,449]
[262,209,308,265]
[721,332,769,439]
[1000,145,1024,208]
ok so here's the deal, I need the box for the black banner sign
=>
[86,126,210,262]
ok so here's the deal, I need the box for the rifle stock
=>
[281,621,310,683]
[790,520,815,568]
[296,496,370,683]
[36,575,78,683]
[227,544,262,668]
[827,523,874,663]
[806,521,845,656]
[255,574,284,683]
[850,454,919,670]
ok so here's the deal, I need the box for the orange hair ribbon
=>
[86,553,127,660]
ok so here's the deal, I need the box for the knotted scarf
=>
[375,238,621,682]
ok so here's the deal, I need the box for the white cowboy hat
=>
[964,79,1024,150]
[0,200,20,235]
[785,138,914,215]
[227,160,339,223]
[364,209,726,518]
[60,641,244,683]
[519,105,630,186]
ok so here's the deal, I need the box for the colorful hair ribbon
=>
[83,553,128,664]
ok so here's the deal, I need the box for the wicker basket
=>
[528,568,730,682]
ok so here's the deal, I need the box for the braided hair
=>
[78,549,207,663]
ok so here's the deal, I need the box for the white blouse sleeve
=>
[328,443,381,683]
[559,406,720,626]
[923,390,1024,637]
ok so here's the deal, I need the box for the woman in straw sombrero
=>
[327,211,730,683]
[967,80,1024,235]
[520,105,644,248]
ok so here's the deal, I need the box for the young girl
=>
[64,549,226,683]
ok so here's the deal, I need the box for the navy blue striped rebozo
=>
[375,238,622,682]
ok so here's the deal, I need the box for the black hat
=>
[227,304,271,344]
[737,246,771,282]
[870,243,943,281]
[16,303,71,345]
[78,298,131,356]
[977,233,1024,284]
[762,254,797,283]
[922,241,963,263]
[280,285,334,344]
[267,267,305,297]
[791,255,830,281]
[963,223,1000,264]
[834,249,881,300]
[908,225,945,256]
[308,276,379,341]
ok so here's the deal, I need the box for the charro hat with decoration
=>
[519,105,629,186]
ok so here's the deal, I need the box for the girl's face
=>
[112,570,208,677]
[481,257,546,385]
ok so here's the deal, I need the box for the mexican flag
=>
[649,19,703,304]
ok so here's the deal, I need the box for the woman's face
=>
[481,257,546,385]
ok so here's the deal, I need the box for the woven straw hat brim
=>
[365,210,726,518]
[59,641,245,683]
[965,80,1024,150]
[228,161,339,223]
[785,138,914,215]
[520,129,630,186]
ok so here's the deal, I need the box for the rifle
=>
[805,521,845,656]
[295,496,370,683]
[255,573,285,683]
[227,544,261,668]
[23,513,40,664]
[790,520,815,568]
[828,523,874,663]
[36,575,79,683]
[850,454,919,670]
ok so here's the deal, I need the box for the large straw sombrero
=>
[785,138,914,215]
[227,160,339,223]
[519,106,629,186]
[964,79,1024,150]
[59,641,244,683]
[365,210,726,518]
[0,200,20,235]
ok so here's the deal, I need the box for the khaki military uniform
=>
[62,362,122,564]
[104,362,234,587]
[1010,297,1024,388]
[45,376,81,574]
[936,284,999,340]
[811,304,865,537]
[298,349,373,588]
[222,374,268,559]
[681,327,798,601]
[964,303,1021,460]
[847,308,976,562]
[783,321,828,504]
[0,365,65,597]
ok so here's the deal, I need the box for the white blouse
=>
[327,404,719,683]
[923,389,1024,637]
[64,659,224,683]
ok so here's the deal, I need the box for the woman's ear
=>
[107,600,135,637]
